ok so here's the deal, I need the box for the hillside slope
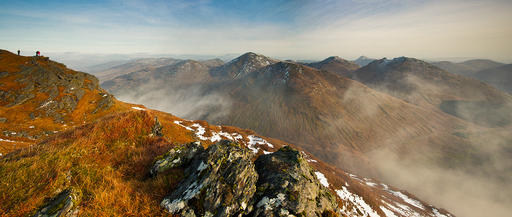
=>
[0,49,135,155]
[432,59,504,77]
[472,64,512,94]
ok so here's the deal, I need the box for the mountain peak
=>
[307,56,359,76]
[212,52,277,79]
[354,56,377,67]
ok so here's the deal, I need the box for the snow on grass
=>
[247,135,274,148]
[173,121,194,131]
[217,132,234,140]
[209,131,222,143]
[433,208,452,217]
[314,171,329,188]
[301,151,318,162]
[29,126,35,129]
[382,200,421,217]
[191,123,207,140]
[335,186,380,217]
[381,206,399,217]
[131,106,145,111]
[0,138,17,143]
[386,189,424,210]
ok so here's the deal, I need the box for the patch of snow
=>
[131,106,145,111]
[433,208,452,217]
[0,153,2,156]
[263,150,272,155]
[191,123,207,140]
[0,138,17,143]
[218,131,234,140]
[209,131,222,143]
[387,189,424,210]
[380,206,399,217]
[301,151,318,162]
[366,181,378,187]
[232,133,243,140]
[29,126,35,129]
[314,171,330,188]
[248,135,274,148]
[173,121,194,131]
[335,186,380,217]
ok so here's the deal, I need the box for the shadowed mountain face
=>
[472,64,512,94]
[0,49,455,217]
[306,56,360,76]
[349,57,512,128]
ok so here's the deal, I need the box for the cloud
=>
[1,0,511,61]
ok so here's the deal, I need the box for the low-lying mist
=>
[113,83,232,121]
[370,147,512,217]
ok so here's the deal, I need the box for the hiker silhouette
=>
[36,51,40,56]
[17,50,20,55]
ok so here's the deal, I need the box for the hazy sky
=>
[1,0,511,62]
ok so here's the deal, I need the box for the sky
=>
[1,0,511,62]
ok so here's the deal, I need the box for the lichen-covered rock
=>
[33,188,81,217]
[159,140,258,216]
[250,146,340,217]
[151,117,163,137]
[150,142,204,176]
[154,142,340,217]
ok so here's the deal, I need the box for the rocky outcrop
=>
[150,142,204,176]
[33,188,81,217]
[151,117,163,137]
[159,140,258,216]
[251,146,339,216]
[152,141,340,217]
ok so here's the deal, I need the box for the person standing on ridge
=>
[36,51,40,56]
[17,50,20,55]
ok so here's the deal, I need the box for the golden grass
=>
[0,111,185,216]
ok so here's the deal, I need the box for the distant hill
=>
[472,64,512,94]
[431,59,504,77]
[354,56,376,67]
[350,57,512,128]
[306,56,360,76]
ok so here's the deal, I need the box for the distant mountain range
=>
[432,60,512,94]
